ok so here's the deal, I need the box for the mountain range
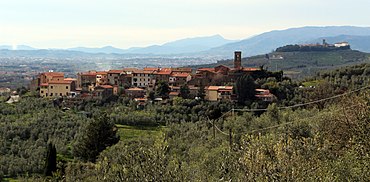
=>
[66,34,236,55]
[2,26,370,58]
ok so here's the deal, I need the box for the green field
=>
[116,124,165,142]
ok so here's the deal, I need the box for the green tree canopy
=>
[73,113,119,162]
[180,84,190,99]
[156,81,170,99]
[234,74,257,105]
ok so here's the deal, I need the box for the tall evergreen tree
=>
[156,81,170,99]
[235,74,257,105]
[180,84,190,99]
[197,85,206,100]
[44,143,57,176]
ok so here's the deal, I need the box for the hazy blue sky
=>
[0,0,369,49]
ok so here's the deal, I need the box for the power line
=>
[208,85,370,136]
[233,85,370,112]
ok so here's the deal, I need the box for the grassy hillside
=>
[191,50,370,79]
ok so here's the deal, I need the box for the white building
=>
[334,42,349,48]
[132,70,154,88]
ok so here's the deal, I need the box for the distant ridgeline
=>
[276,39,350,52]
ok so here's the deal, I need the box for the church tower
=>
[234,51,242,69]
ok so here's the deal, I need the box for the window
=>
[46,93,48,96]
[51,86,53,89]
[50,93,53,96]
[60,93,62,96]
[41,91,44,94]
[66,86,69,89]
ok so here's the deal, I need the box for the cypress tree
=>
[44,143,57,176]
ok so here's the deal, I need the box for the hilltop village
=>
[29,52,278,103]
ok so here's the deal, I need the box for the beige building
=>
[107,70,122,85]
[132,70,154,88]
[40,80,75,97]
[96,71,108,86]
[205,86,234,101]
[255,89,276,102]
[169,73,192,86]
[40,72,65,84]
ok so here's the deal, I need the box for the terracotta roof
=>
[198,68,215,72]
[170,86,180,90]
[40,83,49,86]
[215,65,231,69]
[97,85,113,89]
[255,89,269,92]
[172,68,192,72]
[96,71,108,75]
[207,86,233,91]
[134,98,148,101]
[169,92,180,96]
[80,72,98,76]
[242,67,260,71]
[143,67,159,71]
[108,70,123,74]
[48,80,73,84]
[133,70,154,74]
[171,73,190,78]
[155,70,172,75]
[64,78,77,81]
[127,87,144,91]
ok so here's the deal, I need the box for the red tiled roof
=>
[255,89,269,92]
[98,85,113,89]
[133,70,154,74]
[242,67,260,71]
[96,71,108,75]
[169,92,180,96]
[48,80,73,84]
[172,68,192,72]
[40,83,49,86]
[207,86,233,91]
[64,78,77,81]
[198,68,215,72]
[143,67,159,71]
[155,71,172,75]
[108,70,123,74]
[171,73,190,77]
[134,98,148,101]
[127,87,144,91]
[80,72,98,76]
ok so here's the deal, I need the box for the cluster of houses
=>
[30,51,276,102]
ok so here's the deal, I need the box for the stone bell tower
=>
[234,51,242,70]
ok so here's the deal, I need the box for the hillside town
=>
[29,51,276,102]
